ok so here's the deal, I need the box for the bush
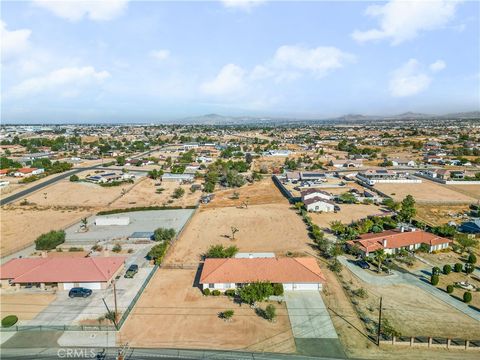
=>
[172,187,185,199]
[203,288,211,296]
[1,315,18,328]
[69,174,79,182]
[465,263,475,274]
[352,288,368,299]
[446,285,454,293]
[153,227,176,242]
[35,230,66,250]
[265,304,276,321]
[432,266,441,275]
[112,244,122,253]
[430,274,439,286]
[147,242,169,265]
[220,310,234,321]
[463,291,472,303]
[68,247,83,252]
[225,289,236,297]
[237,282,274,304]
[204,244,238,258]
[467,253,477,264]
[212,290,221,296]
[272,283,284,296]
[443,264,452,275]
[454,263,463,273]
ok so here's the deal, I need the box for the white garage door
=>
[78,282,102,290]
[292,283,320,291]
[63,283,74,290]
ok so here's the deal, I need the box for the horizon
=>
[1,0,480,123]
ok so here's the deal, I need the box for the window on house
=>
[208,284,214,289]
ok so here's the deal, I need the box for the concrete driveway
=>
[284,291,345,358]
[284,291,337,339]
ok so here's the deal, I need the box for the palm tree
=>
[81,217,88,231]
[374,249,387,274]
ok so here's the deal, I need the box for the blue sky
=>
[1,0,479,123]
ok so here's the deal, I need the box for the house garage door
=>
[79,282,102,290]
[292,283,320,291]
[63,283,75,290]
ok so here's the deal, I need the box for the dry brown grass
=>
[0,293,56,321]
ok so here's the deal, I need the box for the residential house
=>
[329,159,363,168]
[346,229,452,256]
[388,158,416,167]
[13,167,44,177]
[199,257,326,292]
[304,197,336,213]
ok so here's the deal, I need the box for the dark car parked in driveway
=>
[68,287,93,298]
[124,264,139,278]
[356,260,370,269]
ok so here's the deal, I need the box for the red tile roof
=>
[16,168,37,173]
[200,257,326,284]
[347,230,451,253]
[0,257,125,283]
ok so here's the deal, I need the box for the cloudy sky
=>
[1,0,479,123]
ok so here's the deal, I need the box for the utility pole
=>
[113,280,118,322]
[377,296,383,346]
[101,297,118,330]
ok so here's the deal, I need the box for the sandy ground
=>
[0,293,56,321]
[416,204,469,226]
[375,181,476,203]
[309,204,387,229]
[119,269,295,352]
[0,206,91,257]
[110,178,201,209]
[444,184,480,200]
[205,178,287,209]
[165,203,312,264]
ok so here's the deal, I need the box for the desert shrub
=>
[147,242,169,265]
[430,274,439,286]
[212,290,221,296]
[432,266,441,275]
[329,259,343,273]
[352,288,368,299]
[220,310,234,321]
[203,288,211,296]
[172,187,185,199]
[224,289,236,297]
[467,253,477,264]
[265,304,276,321]
[465,263,475,274]
[112,244,122,253]
[35,230,65,250]
[69,174,79,182]
[454,263,463,272]
[204,244,238,258]
[153,227,176,242]
[272,283,284,296]
[91,244,103,252]
[443,264,452,275]
[463,292,472,303]
[446,285,454,293]
[68,247,83,252]
[1,315,18,328]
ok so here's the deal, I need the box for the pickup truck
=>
[124,264,139,278]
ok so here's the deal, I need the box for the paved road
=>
[339,256,480,322]
[0,166,98,206]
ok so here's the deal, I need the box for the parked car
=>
[356,260,370,269]
[68,287,93,298]
[124,264,139,278]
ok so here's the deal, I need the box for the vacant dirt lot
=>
[0,293,56,321]
[110,178,201,209]
[416,203,469,226]
[375,181,476,203]
[0,206,91,256]
[166,203,311,264]
[309,204,387,229]
[205,178,287,209]
[444,184,480,200]
[120,269,295,352]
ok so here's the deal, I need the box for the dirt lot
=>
[415,204,469,226]
[444,184,480,200]
[166,203,311,264]
[205,178,286,209]
[375,181,476,203]
[0,293,56,321]
[119,269,295,352]
[0,206,91,257]
[110,178,201,209]
[309,204,387,229]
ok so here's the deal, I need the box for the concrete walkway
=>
[339,256,480,322]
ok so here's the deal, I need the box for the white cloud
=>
[430,59,446,72]
[201,45,354,97]
[9,66,110,98]
[200,63,247,96]
[220,0,265,11]
[1,21,31,60]
[389,59,432,97]
[33,0,129,22]
[352,0,460,45]
[150,49,170,61]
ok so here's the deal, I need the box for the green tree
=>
[69,174,79,182]
[204,244,238,258]
[463,291,472,303]
[455,234,478,253]
[153,228,176,242]
[172,187,185,199]
[116,156,126,166]
[374,249,387,273]
[398,195,416,223]
[430,274,439,286]
[237,282,274,305]
[35,230,66,250]
[265,304,276,321]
